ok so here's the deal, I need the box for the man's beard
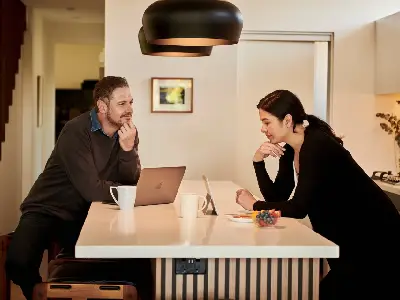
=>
[106,111,123,128]
[106,111,132,129]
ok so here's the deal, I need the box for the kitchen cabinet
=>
[373,180,400,211]
[375,12,400,95]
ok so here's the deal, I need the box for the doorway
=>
[54,43,103,140]
[235,31,333,196]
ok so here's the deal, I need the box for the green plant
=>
[376,111,400,172]
[376,112,400,147]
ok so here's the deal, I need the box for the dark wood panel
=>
[0,0,6,153]
[0,0,26,160]
[0,233,12,300]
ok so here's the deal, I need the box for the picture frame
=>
[151,77,193,113]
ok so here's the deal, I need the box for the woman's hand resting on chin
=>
[253,142,285,162]
[236,189,257,211]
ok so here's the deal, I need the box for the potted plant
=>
[376,106,400,173]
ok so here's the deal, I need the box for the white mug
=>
[180,193,207,219]
[110,186,137,210]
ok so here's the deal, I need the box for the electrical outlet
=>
[174,258,207,274]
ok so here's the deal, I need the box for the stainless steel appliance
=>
[371,171,400,185]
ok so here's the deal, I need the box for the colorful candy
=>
[252,209,281,227]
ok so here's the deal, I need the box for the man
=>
[6,76,145,300]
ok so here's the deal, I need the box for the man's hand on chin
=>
[118,122,137,151]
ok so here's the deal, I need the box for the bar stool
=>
[3,235,141,300]
[33,281,138,300]
[33,258,139,300]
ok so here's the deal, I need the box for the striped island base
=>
[153,258,320,300]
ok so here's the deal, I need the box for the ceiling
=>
[22,0,104,23]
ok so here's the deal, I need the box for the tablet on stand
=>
[201,175,218,216]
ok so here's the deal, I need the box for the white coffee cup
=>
[180,193,207,219]
[110,186,137,210]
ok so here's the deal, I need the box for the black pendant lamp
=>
[138,27,212,57]
[142,0,243,47]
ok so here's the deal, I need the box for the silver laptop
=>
[134,166,186,206]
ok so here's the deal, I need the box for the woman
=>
[236,90,400,299]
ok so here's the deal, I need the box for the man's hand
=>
[236,189,257,211]
[118,122,137,151]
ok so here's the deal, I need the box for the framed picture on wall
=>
[151,77,193,113]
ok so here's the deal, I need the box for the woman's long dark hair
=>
[257,90,343,145]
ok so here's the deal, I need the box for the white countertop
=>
[374,180,400,195]
[75,180,338,259]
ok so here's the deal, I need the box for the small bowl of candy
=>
[252,210,281,227]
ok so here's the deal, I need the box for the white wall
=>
[47,21,104,45]
[55,43,103,89]
[31,8,46,182]
[105,0,400,187]
[375,12,400,95]
[105,0,237,180]
[235,39,316,197]
[40,19,56,172]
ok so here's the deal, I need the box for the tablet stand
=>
[202,193,218,215]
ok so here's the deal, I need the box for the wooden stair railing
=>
[0,0,26,161]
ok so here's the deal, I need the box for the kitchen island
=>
[76,180,338,300]
[374,180,400,211]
